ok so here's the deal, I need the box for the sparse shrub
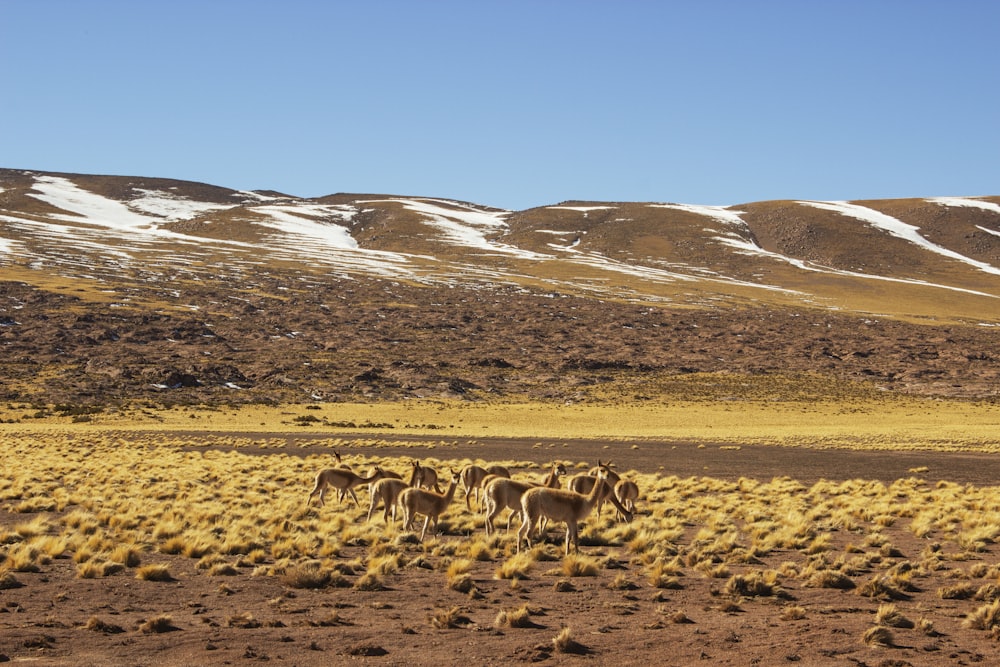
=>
[85,616,125,634]
[939,583,975,600]
[135,564,173,582]
[138,614,177,633]
[862,625,894,647]
[964,599,1000,636]
[552,626,587,654]
[560,553,600,577]
[875,603,914,629]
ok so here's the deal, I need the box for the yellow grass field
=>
[4,398,1000,664]
[6,396,1000,451]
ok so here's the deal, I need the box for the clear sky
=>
[3,1,997,211]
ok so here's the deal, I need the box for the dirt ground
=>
[4,436,1000,666]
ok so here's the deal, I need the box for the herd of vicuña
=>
[307,451,636,554]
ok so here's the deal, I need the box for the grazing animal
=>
[613,478,640,522]
[307,466,387,508]
[517,472,633,554]
[398,469,461,541]
[568,460,621,517]
[481,464,567,535]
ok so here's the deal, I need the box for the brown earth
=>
[2,277,1000,410]
[3,435,1000,666]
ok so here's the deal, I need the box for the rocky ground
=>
[2,277,998,411]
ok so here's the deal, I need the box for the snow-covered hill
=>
[2,168,999,321]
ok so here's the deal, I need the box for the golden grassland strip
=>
[3,432,1000,604]
[4,397,1000,452]
[9,424,1000,650]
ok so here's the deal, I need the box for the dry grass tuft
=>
[430,606,472,629]
[495,551,534,580]
[560,553,600,577]
[494,605,536,629]
[85,616,125,634]
[353,572,385,591]
[227,612,262,629]
[552,626,588,654]
[804,569,856,590]
[780,605,807,621]
[964,599,1000,636]
[280,561,334,589]
[862,625,894,647]
[138,614,177,634]
[725,570,781,597]
[857,576,907,601]
[875,603,914,629]
[939,583,975,600]
[135,564,173,582]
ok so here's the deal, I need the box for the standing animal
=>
[481,463,566,536]
[398,469,462,541]
[460,463,511,510]
[367,477,410,523]
[517,472,632,554]
[307,466,387,508]
[568,460,621,517]
[409,460,443,493]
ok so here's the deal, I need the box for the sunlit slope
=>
[1,169,998,321]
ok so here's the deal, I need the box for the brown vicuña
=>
[367,477,410,523]
[409,460,443,493]
[399,469,461,541]
[518,469,632,554]
[307,465,387,508]
[460,463,511,510]
[482,463,566,536]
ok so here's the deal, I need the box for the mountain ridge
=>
[1,168,999,406]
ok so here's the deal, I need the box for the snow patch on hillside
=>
[928,197,1000,215]
[372,198,548,259]
[800,200,1000,276]
[29,176,162,233]
[130,188,235,221]
[253,204,359,250]
[649,203,746,227]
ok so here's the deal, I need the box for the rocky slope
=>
[1,169,998,406]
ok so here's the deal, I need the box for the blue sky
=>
[3,1,997,210]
